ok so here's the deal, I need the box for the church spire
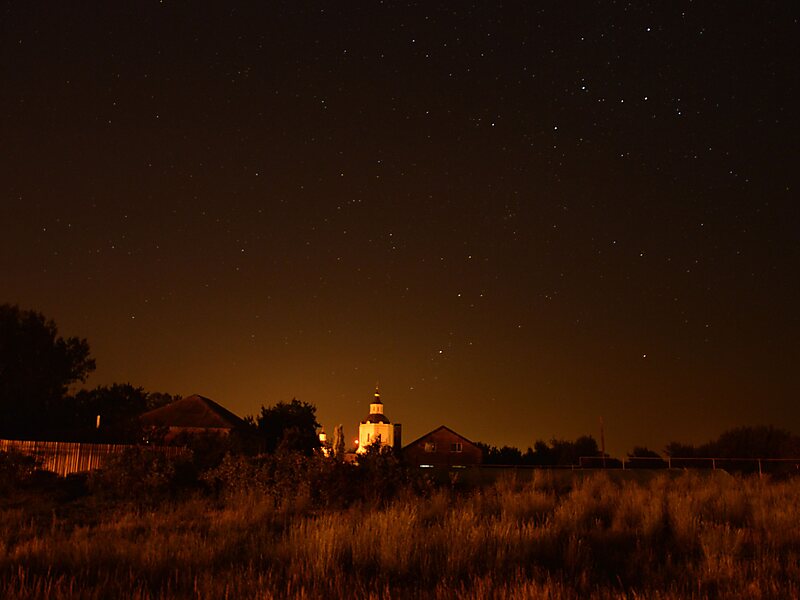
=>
[369,385,385,416]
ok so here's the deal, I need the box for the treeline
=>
[475,425,800,467]
[665,425,800,459]
[3,304,799,464]
[477,436,604,466]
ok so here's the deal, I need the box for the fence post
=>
[668,456,672,469]
[712,458,716,470]
[758,459,762,479]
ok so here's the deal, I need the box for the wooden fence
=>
[0,439,186,477]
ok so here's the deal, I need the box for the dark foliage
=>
[664,440,699,458]
[626,446,668,468]
[168,428,261,471]
[88,447,195,502]
[0,304,95,439]
[203,447,433,509]
[477,443,523,465]
[713,425,800,458]
[253,398,321,455]
[665,425,800,459]
[71,383,149,443]
[477,435,601,466]
[0,449,40,492]
[145,391,182,412]
[550,436,600,465]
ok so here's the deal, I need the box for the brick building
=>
[402,425,482,467]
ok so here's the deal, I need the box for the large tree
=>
[71,383,150,443]
[254,398,320,455]
[0,304,95,439]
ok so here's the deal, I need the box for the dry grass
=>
[1,471,799,598]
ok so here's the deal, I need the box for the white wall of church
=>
[357,422,394,453]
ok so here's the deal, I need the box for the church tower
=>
[357,386,399,453]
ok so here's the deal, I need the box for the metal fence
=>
[578,455,800,475]
[0,439,186,477]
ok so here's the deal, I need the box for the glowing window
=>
[424,442,437,453]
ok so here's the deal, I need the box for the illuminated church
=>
[357,387,401,453]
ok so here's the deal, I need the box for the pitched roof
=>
[402,425,478,449]
[140,394,246,429]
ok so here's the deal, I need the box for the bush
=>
[202,450,434,510]
[88,447,195,502]
[0,449,40,491]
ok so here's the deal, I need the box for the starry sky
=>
[2,2,798,455]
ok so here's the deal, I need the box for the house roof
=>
[402,425,478,450]
[140,394,246,429]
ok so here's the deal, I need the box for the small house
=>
[139,394,247,442]
[402,425,482,467]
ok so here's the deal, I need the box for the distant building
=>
[357,387,401,453]
[402,425,482,467]
[139,394,247,442]
[318,429,331,457]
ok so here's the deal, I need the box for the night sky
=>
[3,2,798,455]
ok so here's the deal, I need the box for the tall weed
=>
[2,471,799,598]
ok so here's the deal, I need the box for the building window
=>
[366,433,370,442]
[450,442,463,453]
[424,442,437,453]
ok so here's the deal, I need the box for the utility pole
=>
[600,417,606,468]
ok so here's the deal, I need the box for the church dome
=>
[363,413,390,424]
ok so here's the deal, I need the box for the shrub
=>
[202,450,434,510]
[88,447,194,502]
[0,450,39,492]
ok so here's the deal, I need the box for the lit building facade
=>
[357,388,401,453]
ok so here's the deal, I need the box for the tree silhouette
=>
[255,398,321,455]
[72,383,150,443]
[477,435,601,466]
[476,442,523,465]
[0,304,95,439]
[666,426,800,460]
[145,391,182,412]
[627,446,667,468]
[332,424,345,459]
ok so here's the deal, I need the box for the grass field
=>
[1,469,799,599]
